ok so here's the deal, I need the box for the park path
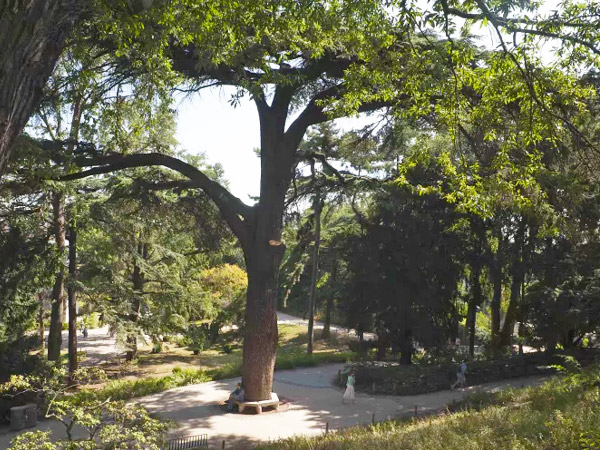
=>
[1,316,540,449]
[0,362,549,449]
[53,312,371,366]
[137,368,547,449]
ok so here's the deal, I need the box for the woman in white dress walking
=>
[343,370,356,404]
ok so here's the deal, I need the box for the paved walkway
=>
[138,367,547,449]
[48,312,372,367]
[0,362,549,449]
[47,326,120,365]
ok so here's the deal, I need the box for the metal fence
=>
[164,434,208,449]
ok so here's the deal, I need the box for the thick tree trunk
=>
[241,102,293,401]
[67,226,78,376]
[242,257,281,401]
[500,269,523,347]
[307,188,321,354]
[0,0,79,176]
[126,241,147,361]
[48,191,66,361]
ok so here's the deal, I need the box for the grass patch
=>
[74,325,354,403]
[74,367,212,403]
[256,367,600,450]
[275,351,355,370]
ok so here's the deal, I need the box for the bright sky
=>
[175,87,261,204]
[175,86,375,205]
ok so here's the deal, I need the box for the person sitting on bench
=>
[228,383,245,411]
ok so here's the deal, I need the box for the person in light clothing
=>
[343,370,356,404]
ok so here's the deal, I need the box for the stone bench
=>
[236,392,279,414]
[10,404,37,431]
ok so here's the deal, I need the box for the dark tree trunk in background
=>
[38,294,45,351]
[399,330,413,365]
[307,186,321,355]
[48,191,66,361]
[60,97,83,324]
[500,223,526,348]
[501,268,524,347]
[468,262,483,357]
[321,259,337,340]
[126,241,148,361]
[0,0,79,176]
[68,226,78,376]
[490,256,503,348]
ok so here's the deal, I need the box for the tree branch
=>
[61,152,253,244]
[285,84,392,150]
[446,4,600,56]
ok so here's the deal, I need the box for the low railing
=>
[164,434,208,449]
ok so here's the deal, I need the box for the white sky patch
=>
[175,87,380,204]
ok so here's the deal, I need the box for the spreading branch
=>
[61,152,254,244]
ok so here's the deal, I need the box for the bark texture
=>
[467,262,482,357]
[67,225,77,375]
[0,0,80,176]
[48,191,66,361]
[307,187,321,355]
[490,255,503,347]
[321,259,337,339]
[38,293,45,350]
[126,241,148,361]
[241,99,293,401]
[500,223,526,347]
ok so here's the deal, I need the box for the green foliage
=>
[256,367,600,450]
[1,367,169,450]
[0,226,55,344]
[198,263,247,330]
[85,368,212,402]
[183,325,208,353]
[275,351,355,371]
[341,181,462,360]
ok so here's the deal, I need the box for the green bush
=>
[184,325,208,353]
[275,351,354,370]
[207,362,242,380]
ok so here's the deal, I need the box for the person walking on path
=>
[451,361,467,389]
[343,370,356,404]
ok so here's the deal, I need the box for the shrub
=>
[184,325,208,354]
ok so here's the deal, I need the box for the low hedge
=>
[347,349,600,396]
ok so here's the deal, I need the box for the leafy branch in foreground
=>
[0,367,170,450]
